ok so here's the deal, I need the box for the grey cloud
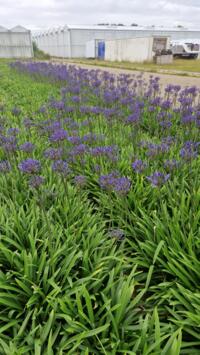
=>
[0,0,200,30]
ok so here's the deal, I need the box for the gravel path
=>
[52,59,200,89]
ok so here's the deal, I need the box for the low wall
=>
[155,55,173,64]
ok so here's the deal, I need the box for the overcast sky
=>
[0,0,200,31]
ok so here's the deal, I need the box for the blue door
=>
[98,42,105,60]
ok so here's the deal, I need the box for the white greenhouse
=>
[0,25,33,58]
[33,25,200,59]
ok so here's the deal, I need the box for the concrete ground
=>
[52,59,200,89]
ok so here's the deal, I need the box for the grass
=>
[62,58,200,76]
[0,60,199,354]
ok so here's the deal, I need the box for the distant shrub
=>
[32,41,50,60]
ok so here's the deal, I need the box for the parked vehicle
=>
[171,40,200,59]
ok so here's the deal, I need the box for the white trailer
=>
[171,39,200,58]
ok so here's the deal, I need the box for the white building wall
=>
[86,40,96,58]
[105,37,154,62]
[57,30,64,57]
[55,31,60,56]
[63,30,70,57]
[48,32,54,56]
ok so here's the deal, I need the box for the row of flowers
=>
[0,61,198,197]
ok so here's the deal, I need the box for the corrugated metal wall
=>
[0,26,33,58]
[33,26,200,59]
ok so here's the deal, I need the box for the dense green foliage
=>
[0,62,199,354]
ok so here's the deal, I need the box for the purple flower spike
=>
[99,172,131,195]
[39,105,46,113]
[99,172,119,191]
[1,135,18,153]
[7,128,20,136]
[146,143,170,158]
[12,107,21,116]
[67,136,82,145]
[52,160,71,175]
[23,118,34,129]
[19,159,41,174]
[161,100,172,110]
[49,129,68,143]
[147,171,170,187]
[44,147,63,160]
[132,159,147,173]
[114,177,131,195]
[70,144,88,158]
[29,175,45,189]
[0,160,11,173]
[90,145,118,162]
[109,228,125,241]
[74,175,87,188]
[180,141,199,161]
[20,142,35,153]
